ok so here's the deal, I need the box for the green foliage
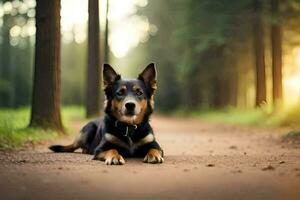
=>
[0,106,85,149]
[61,106,85,128]
[283,130,300,145]
[194,109,270,126]
[173,104,300,127]
[0,1,86,108]
[284,130,300,140]
[61,42,87,105]
[138,0,257,110]
[136,0,300,112]
[1,0,300,128]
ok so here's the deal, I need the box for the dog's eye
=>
[116,89,125,96]
[136,90,143,96]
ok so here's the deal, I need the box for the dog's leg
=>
[49,134,81,153]
[49,121,98,153]
[137,139,164,164]
[143,149,164,164]
[94,149,125,165]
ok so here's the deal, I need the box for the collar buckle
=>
[114,120,138,137]
[125,126,129,137]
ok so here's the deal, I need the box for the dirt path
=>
[1,116,300,200]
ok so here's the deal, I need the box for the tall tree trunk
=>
[29,0,63,131]
[104,0,110,63]
[0,14,12,107]
[271,0,283,108]
[86,0,101,117]
[253,0,267,107]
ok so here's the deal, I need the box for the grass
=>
[2,104,300,149]
[284,131,300,139]
[172,104,300,128]
[282,130,300,145]
[0,106,85,149]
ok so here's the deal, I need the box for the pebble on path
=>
[262,165,275,171]
[229,145,237,150]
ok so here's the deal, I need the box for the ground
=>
[0,116,300,200]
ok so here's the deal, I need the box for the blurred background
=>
[1,0,300,142]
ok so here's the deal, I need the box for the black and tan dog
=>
[49,63,163,165]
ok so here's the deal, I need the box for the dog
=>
[49,63,164,165]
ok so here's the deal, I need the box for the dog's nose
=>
[125,102,135,111]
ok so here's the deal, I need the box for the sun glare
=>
[2,0,154,57]
[283,47,300,106]
[109,15,152,58]
[61,0,88,44]
[108,0,155,58]
[60,0,154,57]
[0,0,36,46]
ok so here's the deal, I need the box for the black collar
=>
[114,120,138,137]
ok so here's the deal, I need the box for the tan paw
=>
[143,149,164,164]
[105,154,125,165]
[99,149,125,165]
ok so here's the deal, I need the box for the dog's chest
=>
[104,133,154,155]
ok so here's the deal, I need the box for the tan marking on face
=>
[132,99,147,124]
[120,85,127,91]
[132,84,141,92]
[104,133,129,149]
[143,149,164,164]
[135,134,154,147]
[98,149,125,165]
[111,98,123,118]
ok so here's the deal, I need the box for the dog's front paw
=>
[98,149,125,165]
[143,149,164,164]
[105,154,125,165]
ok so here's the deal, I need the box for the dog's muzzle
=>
[123,99,140,116]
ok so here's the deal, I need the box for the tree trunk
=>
[0,14,12,107]
[29,0,63,131]
[86,0,101,117]
[253,0,267,107]
[271,0,283,107]
[104,0,110,63]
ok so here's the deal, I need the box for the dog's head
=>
[103,63,157,125]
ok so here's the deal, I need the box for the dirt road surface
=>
[1,116,300,200]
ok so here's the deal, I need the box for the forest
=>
[1,0,300,132]
[1,1,300,199]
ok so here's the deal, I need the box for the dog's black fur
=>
[49,63,163,165]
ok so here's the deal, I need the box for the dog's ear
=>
[138,63,157,93]
[103,64,120,87]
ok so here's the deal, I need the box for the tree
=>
[86,0,101,118]
[253,0,267,107]
[0,11,12,107]
[29,0,64,131]
[142,0,254,110]
[104,0,110,63]
[271,0,283,107]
